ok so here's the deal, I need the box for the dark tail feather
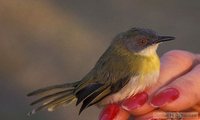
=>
[27,82,79,116]
[28,91,75,116]
[30,89,74,106]
[27,82,78,97]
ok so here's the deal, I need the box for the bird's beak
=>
[153,36,175,44]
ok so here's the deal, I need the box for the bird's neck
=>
[111,43,160,74]
[136,44,159,57]
[112,43,158,57]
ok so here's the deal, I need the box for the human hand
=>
[99,50,200,120]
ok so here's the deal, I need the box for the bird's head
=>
[113,28,175,56]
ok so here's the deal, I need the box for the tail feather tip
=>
[27,109,35,116]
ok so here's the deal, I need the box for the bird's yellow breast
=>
[116,44,160,76]
[113,43,160,75]
[135,54,160,75]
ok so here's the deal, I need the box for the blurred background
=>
[0,0,200,120]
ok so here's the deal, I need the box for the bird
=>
[27,27,175,115]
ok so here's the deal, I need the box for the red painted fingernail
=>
[99,104,120,120]
[150,88,179,107]
[121,92,148,111]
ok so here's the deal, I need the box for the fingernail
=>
[150,88,179,107]
[99,104,120,120]
[121,92,148,111]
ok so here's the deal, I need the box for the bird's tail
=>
[27,81,79,116]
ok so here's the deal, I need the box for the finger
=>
[121,50,195,115]
[134,109,164,120]
[135,110,199,120]
[150,64,200,111]
[148,50,195,94]
[99,104,130,120]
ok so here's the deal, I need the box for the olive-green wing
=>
[75,45,135,114]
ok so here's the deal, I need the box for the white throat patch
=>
[138,44,158,56]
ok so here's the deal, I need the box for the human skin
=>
[99,50,200,120]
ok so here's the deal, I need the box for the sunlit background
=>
[0,0,200,120]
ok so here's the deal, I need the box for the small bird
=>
[27,27,175,115]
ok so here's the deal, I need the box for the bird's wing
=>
[75,46,136,114]
[75,75,131,114]
[76,83,110,114]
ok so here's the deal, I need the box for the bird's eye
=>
[137,37,148,46]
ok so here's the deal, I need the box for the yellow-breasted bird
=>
[27,27,175,115]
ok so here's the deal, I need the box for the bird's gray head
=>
[113,28,175,56]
